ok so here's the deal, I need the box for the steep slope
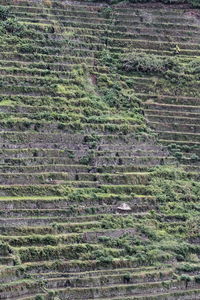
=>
[0,1,200,300]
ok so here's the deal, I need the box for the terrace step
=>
[0,201,154,218]
[143,96,200,106]
[149,121,200,134]
[0,171,151,185]
[0,211,148,227]
[144,103,200,113]
[46,280,200,299]
[0,158,174,169]
[89,289,200,300]
[44,268,174,289]
[157,131,200,142]
[0,194,154,209]
[145,110,200,119]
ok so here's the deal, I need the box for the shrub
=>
[177,263,198,273]
[180,274,192,288]
[101,6,113,18]
[191,154,199,163]
[123,273,131,283]
[194,275,200,284]
[2,18,26,36]
[122,52,175,73]
[35,296,45,300]
[189,0,200,7]
[98,255,113,264]
[98,236,111,243]
[0,241,12,255]
[80,154,94,164]
[174,151,183,161]
[18,43,36,54]
[187,59,200,74]
[48,290,57,298]
[0,5,10,20]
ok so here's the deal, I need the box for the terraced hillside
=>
[0,0,200,299]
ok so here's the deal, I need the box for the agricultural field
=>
[0,0,200,299]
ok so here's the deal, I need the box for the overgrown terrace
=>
[0,1,199,300]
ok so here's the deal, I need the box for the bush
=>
[0,241,12,255]
[189,0,200,7]
[0,5,10,20]
[101,6,113,18]
[180,274,192,288]
[98,255,113,264]
[174,151,183,161]
[2,18,26,36]
[177,263,196,272]
[35,296,45,300]
[187,59,200,74]
[18,43,36,54]
[122,52,175,73]
[123,273,131,283]
[191,154,199,163]
[194,275,200,284]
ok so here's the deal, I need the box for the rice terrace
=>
[0,0,200,299]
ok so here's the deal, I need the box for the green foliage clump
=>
[0,5,10,20]
[149,166,200,203]
[194,275,200,284]
[122,52,174,73]
[123,273,131,283]
[0,18,26,36]
[177,263,200,273]
[187,59,200,75]
[191,153,199,163]
[101,6,113,18]
[0,241,12,255]
[101,215,135,229]
[179,274,192,288]
[18,43,36,54]
[188,0,200,7]
[35,296,45,300]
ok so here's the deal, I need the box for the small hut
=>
[116,203,132,213]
